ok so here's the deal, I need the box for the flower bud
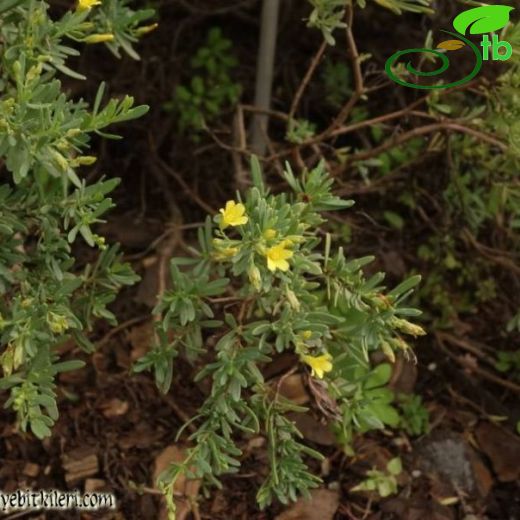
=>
[135,23,158,36]
[248,265,262,291]
[263,228,277,240]
[84,33,115,44]
[286,288,300,311]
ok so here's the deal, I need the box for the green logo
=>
[385,5,515,90]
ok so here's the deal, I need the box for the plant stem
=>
[288,39,327,122]
[250,0,280,155]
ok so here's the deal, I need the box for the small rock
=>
[415,431,490,497]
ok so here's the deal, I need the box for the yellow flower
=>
[219,200,248,229]
[84,33,115,44]
[77,0,101,11]
[301,353,333,379]
[265,243,293,272]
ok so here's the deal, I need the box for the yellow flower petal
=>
[77,0,101,11]
[265,243,293,272]
[301,353,333,379]
[219,200,248,229]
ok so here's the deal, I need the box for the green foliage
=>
[83,0,156,60]
[286,118,316,144]
[137,157,424,514]
[307,0,347,45]
[403,25,520,329]
[166,27,241,137]
[0,0,151,438]
[495,350,520,381]
[307,0,433,45]
[397,393,429,436]
[321,59,352,108]
[369,0,433,15]
[414,234,497,327]
[351,456,402,497]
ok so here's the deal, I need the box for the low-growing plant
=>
[495,350,520,381]
[165,27,241,137]
[397,393,429,436]
[135,157,425,515]
[0,0,153,438]
[286,118,317,144]
[351,456,403,497]
[321,59,352,109]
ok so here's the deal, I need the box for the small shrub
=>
[0,0,153,437]
[135,157,425,513]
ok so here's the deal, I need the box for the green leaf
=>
[388,275,421,298]
[370,402,400,427]
[377,479,395,497]
[365,363,392,389]
[383,211,404,230]
[453,6,514,35]
[52,360,86,373]
[31,418,52,439]
[387,457,402,476]
[0,0,25,14]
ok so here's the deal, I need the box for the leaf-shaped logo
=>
[436,39,466,51]
[453,5,514,35]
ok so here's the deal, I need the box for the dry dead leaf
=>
[275,488,340,520]
[278,374,309,405]
[389,353,418,394]
[475,422,520,482]
[128,320,154,361]
[135,257,160,307]
[84,478,106,493]
[288,412,335,446]
[22,463,40,478]
[100,398,129,418]
[153,445,201,520]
